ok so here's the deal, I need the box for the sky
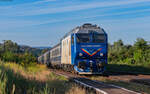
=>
[0,0,150,47]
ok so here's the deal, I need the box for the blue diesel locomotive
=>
[38,23,108,74]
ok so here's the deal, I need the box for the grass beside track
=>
[103,62,150,93]
[0,62,91,94]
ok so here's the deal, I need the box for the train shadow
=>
[106,64,150,76]
[82,64,150,78]
[130,79,150,86]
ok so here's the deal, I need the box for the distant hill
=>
[19,45,51,57]
[32,47,51,49]
[0,40,51,57]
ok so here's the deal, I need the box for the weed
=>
[0,62,88,94]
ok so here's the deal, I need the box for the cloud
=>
[0,0,150,31]
[82,8,150,20]
[0,7,150,31]
[32,0,56,4]
[0,0,56,10]
[0,0,150,46]
[0,0,150,16]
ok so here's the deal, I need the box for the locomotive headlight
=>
[79,53,83,56]
[100,53,104,56]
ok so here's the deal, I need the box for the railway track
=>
[53,70,141,94]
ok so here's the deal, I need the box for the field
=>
[0,62,90,94]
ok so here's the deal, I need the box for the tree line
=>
[0,38,150,67]
[108,38,150,67]
[0,40,43,67]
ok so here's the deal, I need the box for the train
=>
[38,23,108,74]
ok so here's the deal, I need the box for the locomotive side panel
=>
[61,35,71,65]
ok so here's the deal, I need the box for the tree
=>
[2,40,19,53]
[20,52,37,67]
[2,51,17,62]
[41,48,49,54]
[134,38,148,51]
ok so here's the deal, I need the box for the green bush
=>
[108,38,150,67]
[2,51,17,62]
[0,40,39,67]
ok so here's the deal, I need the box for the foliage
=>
[0,70,7,94]
[19,53,37,67]
[0,40,41,67]
[0,40,19,53]
[0,62,89,94]
[108,38,150,73]
[41,48,50,54]
[0,40,43,57]
[0,52,37,67]
[1,51,17,62]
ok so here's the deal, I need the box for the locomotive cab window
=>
[76,33,90,43]
[93,33,105,43]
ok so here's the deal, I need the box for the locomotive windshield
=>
[76,33,90,43]
[93,34,105,43]
[76,33,106,43]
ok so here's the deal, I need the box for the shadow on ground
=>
[130,79,150,86]
[106,64,150,75]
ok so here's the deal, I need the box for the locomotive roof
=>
[61,23,105,40]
